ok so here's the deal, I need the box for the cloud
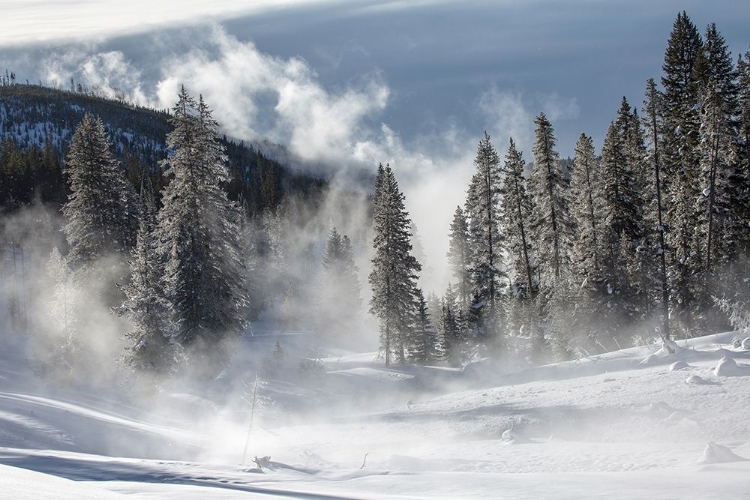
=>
[0,0,363,46]
[538,92,580,123]
[477,87,581,163]
[478,88,535,154]
[153,27,391,167]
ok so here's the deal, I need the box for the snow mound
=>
[685,374,711,385]
[640,340,683,366]
[669,361,689,371]
[657,338,681,356]
[742,337,750,350]
[713,356,750,376]
[639,354,658,366]
[501,428,530,444]
[698,442,748,464]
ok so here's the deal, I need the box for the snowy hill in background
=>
[1,329,750,499]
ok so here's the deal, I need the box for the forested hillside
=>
[0,84,324,215]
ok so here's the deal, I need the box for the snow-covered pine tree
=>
[502,138,535,300]
[661,12,704,334]
[440,283,463,366]
[120,183,176,373]
[530,113,571,285]
[62,113,138,268]
[739,48,750,188]
[569,133,601,284]
[155,88,248,369]
[465,132,505,351]
[260,205,287,300]
[567,133,604,351]
[500,138,540,357]
[642,78,671,339]
[615,99,654,326]
[733,47,750,271]
[318,226,362,345]
[597,118,646,345]
[426,291,442,334]
[446,206,472,310]
[694,23,740,274]
[625,104,661,326]
[369,164,421,366]
[528,113,574,359]
[409,289,439,365]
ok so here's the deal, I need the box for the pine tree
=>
[120,184,176,373]
[155,88,248,367]
[62,113,138,268]
[318,226,362,345]
[426,291,442,334]
[529,113,575,357]
[642,78,671,338]
[735,47,750,258]
[439,283,463,366]
[597,119,645,341]
[569,133,601,284]
[694,23,740,273]
[465,132,505,349]
[409,289,439,365]
[369,164,421,366]
[738,47,750,184]
[530,113,570,285]
[661,12,703,333]
[446,206,472,309]
[567,133,604,351]
[661,13,703,180]
[501,138,535,299]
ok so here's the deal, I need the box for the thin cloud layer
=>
[1,0,350,46]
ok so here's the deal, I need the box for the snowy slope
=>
[1,332,750,499]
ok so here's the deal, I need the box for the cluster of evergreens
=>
[371,13,750,366]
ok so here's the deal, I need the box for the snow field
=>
[0,331,749,498]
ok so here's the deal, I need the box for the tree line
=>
[369,13,750,366]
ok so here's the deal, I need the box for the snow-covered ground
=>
[1,331,750,499]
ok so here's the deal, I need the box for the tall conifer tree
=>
[642,78,671,338]
[446,206,472,310]
[369,164,421,366]
[661,12,703,333]
[465,132,505,349]
[501,138,535,300]
[155,88,248,367]
[62,113,138,268]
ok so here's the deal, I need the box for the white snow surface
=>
[1,331,750,499]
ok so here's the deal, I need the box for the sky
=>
[2,0,749,293]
